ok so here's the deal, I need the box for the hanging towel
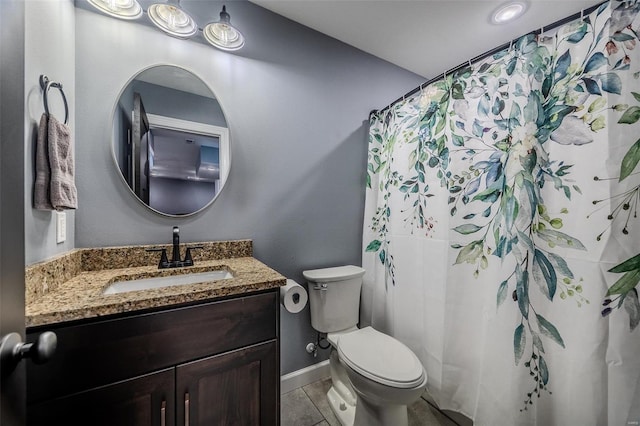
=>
[47,114,77,210]
[34,113,53,210]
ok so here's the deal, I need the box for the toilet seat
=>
[337,327,425,389]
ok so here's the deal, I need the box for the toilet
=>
[303,265,427,426]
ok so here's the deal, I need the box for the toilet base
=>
[324,340,424,426]
[327,384,410,426]
[327,386,355,426]
[353,397,408,426]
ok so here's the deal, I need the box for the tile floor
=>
[281,377,469,426]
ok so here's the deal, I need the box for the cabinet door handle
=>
[184,392,190,426]
[161,400,166,426]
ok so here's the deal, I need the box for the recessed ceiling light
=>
[490,1,528,25]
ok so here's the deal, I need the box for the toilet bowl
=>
[329,327,427,426]
[303,266,427,426]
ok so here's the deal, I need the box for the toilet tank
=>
[303,265,366,333]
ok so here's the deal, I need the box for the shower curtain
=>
[362,2,640,425]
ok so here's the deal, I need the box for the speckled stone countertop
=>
[26,240,286,328]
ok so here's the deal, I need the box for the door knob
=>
[0,331,57,371]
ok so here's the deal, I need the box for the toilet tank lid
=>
[302,265,365,283]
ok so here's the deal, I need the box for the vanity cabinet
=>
[27,368,175,426]
[26,290,280,426]
[176,341,277,425]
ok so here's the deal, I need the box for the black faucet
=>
[172,226,181,263]
[146,226,204,269]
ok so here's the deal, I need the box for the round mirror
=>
[111,65,229,216]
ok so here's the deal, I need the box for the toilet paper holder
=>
[280,279,308,314]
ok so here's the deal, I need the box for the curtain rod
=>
[371,0,608,117]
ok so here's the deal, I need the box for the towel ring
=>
[39,75,69,125]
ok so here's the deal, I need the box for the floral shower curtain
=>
[362,2,640,425]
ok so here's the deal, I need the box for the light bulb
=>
[204,6,245,51]
[87,0,142,20]
[148,1,198,39]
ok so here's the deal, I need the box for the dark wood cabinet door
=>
[176,340,278,426]
[27,368,175,426]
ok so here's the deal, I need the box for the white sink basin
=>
[103,270,233,295]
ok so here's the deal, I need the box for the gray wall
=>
[71,2,423,374]
[24,0,76,265]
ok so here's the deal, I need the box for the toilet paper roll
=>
[280,279,308,314]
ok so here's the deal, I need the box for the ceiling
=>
[250,0,602,78]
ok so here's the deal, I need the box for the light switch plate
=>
[56,211,66,244]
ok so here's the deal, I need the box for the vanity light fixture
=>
[86,0,143,20]
[147,0,198,39]
[490,1,528,25]
[203,5,246,51]
[86,1,245,51]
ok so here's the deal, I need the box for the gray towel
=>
[34,113,53,210]
[47,114,77,210]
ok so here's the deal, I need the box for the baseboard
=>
[280,360,330,394]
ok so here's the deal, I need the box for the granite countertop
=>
[26,240,286,328]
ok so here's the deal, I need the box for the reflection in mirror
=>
[112,65,229,216]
